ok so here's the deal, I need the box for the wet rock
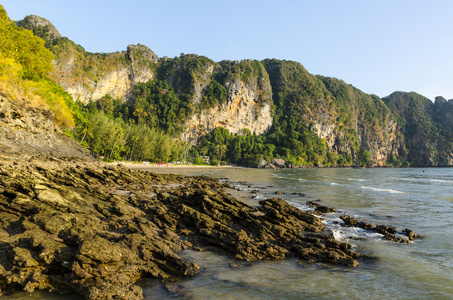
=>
[228,262,252,269]
[0,160,418,299]
[340,215,359,226]
[164,281,188,296]
[263,163,276,169]
[403,228,417,241]
[340,215,418,244]
[307,201,336,213]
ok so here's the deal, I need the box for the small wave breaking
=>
[361,186,403,194]
[430,179,453,184]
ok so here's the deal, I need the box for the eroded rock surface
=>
[0,92,91,160]
[0,159,369,299]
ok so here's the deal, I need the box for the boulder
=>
[272,158,286,168]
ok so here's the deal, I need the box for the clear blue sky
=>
[2,0,453,101]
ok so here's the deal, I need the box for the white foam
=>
[330,182,339,186]
[431,179,453,184]
[348,178,365,182]
[330,225,384,243]
[286,200,312,212]
[361,186,403,194]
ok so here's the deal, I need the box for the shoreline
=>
[115,161,451,171]
[0,159,420,299]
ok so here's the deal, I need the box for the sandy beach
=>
[119,162,241,170]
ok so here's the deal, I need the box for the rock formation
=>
[0,91,90,160]
[17,15,61,42]
[51,44,157,104]
[181,79,273,143]
[16,13,453,167]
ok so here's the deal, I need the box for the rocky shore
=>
[0,157,420,299]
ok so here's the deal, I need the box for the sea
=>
[6,167,453,300]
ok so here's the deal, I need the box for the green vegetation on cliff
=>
[8,6,453,167]
[383,92,453,166]
[0,5,74,127]
[132,79,192,135]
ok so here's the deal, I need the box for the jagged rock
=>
[307,201,336,213]
[17,15,61,42]
[340,215,418,243]
[0,160,377,299]
[0,93,90,160]
[257,159,268,168]
[264,163,276,169]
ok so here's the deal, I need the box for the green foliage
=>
[0,14,54,79]
[72,105,179,162]
[200,80,227,109]
[132,79,191,135]
[83,111,124,156]
[383,92,440,166]
[386,155,410,167]
[356,147,371,167]
[158,53,215,102]
[127,123,173,161]
[0,5,75,127]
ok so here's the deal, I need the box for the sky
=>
[2,0,453,101]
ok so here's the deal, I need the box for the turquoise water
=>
[6,167,453,299]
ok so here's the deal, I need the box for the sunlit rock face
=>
[181,78,273,143]
[52,45,157,104]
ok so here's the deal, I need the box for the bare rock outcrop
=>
[0,160,369,299]
[17,15,61,42]
[0,92,90,160]
[51,45,157,104]
[181,79,273,143]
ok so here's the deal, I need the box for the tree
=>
[85,112,124,157]
[356,147,371,167]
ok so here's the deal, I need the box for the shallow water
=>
[5,167,453,299]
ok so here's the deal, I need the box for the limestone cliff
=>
[50,44,157,104]
[182,78,273,143]
[18,15,157,104]
[16,13,453,167]
[263,59,402,166]
[17,14,61,42]
[383,92,453,166]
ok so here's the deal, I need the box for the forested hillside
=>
[4,6,453,167]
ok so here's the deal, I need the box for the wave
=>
[361,186,404,194]
[330,182,339,186]
[321,216,384,243]
[288,202,386,244]
[330,226,384,243]
[431,179,453,184]
[348,178,365,182]
[298,178,309,182]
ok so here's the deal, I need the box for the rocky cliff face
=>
[51,44,157,104]
[383,92,453,166]
[18,15,158,104]
[0,91,90,160]
[17,15,61,42]
[310,116,400,166]
[182,78,273,143]
[17,14,453,167]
